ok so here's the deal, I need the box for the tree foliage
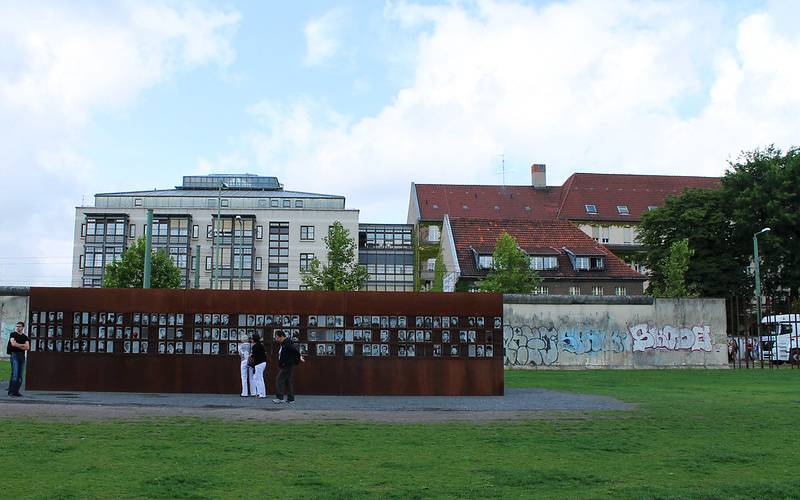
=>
[301,221,369,291]
[650,239,696,298]
[477,232,542,293]
[639,146,800,298]
[102,237,182,289]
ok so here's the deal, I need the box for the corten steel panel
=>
[26,287,503,396]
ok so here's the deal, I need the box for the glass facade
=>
[81,216,128,287]
[358,224,414,291]
[268,222,289,289]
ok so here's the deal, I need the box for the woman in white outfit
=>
[250,332,268,398]
[238,334,255,397]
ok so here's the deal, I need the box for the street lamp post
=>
[753,227,771,367]
[212,181,228,289]
[235,215,243,289]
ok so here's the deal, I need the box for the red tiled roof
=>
[415,184,564,221]
[448,218,645,281]
[556,173,720,222]
[414,173,719,223]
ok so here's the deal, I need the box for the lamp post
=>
[753,227,771,366]
[212,181,228,289]
[235,215,243,289]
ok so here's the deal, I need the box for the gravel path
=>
[0,387,633,422]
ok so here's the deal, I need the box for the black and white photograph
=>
[158,313,166,326]
[451,345,459,357]
[132,341,140,354]
[228,343,237,354]
[194,342,203,354]
[168,313,175,326]
[362,344,372,356]
[158,328,166,340]
[98,327,106,339]
[291,329,300,341]
[363,330,373,342]
[264,315,274,326]
[100,312,107,324]
[316,343,325,356]
[204,314,212,325]
[451,316,459,327]
[133,327,141,339]
[389,316,397,328]
[247,314,256,326]
[211,313,219,325]
[380,344,389,356]
[256,314,265,326]
[220,328,228,341]
[459,330,468,343]
[325,344,335,356]
[415,316,423,327]
[63,340,71,352]
[212,328,220,340]
[371,316,380,327]
[298,343,308,355]
[433,344,442,357]
[230,329,238,341]
[380,316,388,328]
[211,342,220,355]
[424,316,432,328]
[291,315,301,327]
[416,330,424,342]
[477,317,485,328]
[334,315,343,327]
[167,342,175,355]
[353,315,362,327]
[407,345,416,357]
[307,330,317,341]
[308,315,318,327]
[398,330,407,341]
[468,330,477,343]
[494,317,502,329]
[344,344,354,357]
[380,330,389,342]
[158,342,166,354]
[467,317,476,327]
[221,314,230,325]
[432,316,441,329]
[468,344,476,357]
[425,330,431,342]
[345,329,354,342]
[177,342,186,354]
[476,345,484,357]
[177,314,184,326]
[398,316,407,328]
[441,331,450,343]
[485,345,494,357]
[353,329,363,342]
[442,316,450,328]
[203,342,211,355]
[398,345,407,357]
[194,313,203,325]
[334,330,344,342]
[124,327,132,339]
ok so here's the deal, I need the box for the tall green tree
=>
[650,239,696,298]
[301,221,369,291]
[477,232,542,293]
[102,237,182,288]
[639,188,748,297]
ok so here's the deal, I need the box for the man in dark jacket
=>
[272,330,304,404]
[7,321,30,397]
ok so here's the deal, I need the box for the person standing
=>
[238,335,256,397]
[7,321,30,397]
[272,330,304,404]
[250,332,267,399]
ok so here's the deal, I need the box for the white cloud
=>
[0,1,239,286]
[304,8,346,66]
[222,0,800,224]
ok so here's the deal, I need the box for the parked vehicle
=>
[760,314,800,363]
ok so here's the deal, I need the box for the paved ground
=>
[0,387,633,422]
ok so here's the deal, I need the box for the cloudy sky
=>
[1,0,798,286]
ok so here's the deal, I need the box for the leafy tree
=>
[650,239,696,298]
[301,221,369,291]
[639,188,748,297]
[102,237,182,288]
[477,232,542,293]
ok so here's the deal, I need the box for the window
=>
[591,225,600,242]
[81,224,86,237]
[585,204,597,214]
[207,199,216,208]
[207,225,213,239]
[478,255,493,269]
[258,199,268,208]
[615,286,627,296]
[295,200,304,208]
[220,199,229,208]
[617,205,629,215]
[134,198,143,207]
[426,258,436,271]
[591,286,604,296]
[647,205,658,211]
[300,253,314,272]
[428,225,440,242]
[205,256,212,271]
[601,226,610,244]
[575,257,590,270]
[300,226,315,240]
[270,199,279,207]
[575,256,604,270]
[282,199,291,208]
[191,255,197,271]
[79,255,84,269]
[268,222,290,289]
[530,256,558,270]
[129,224,136,238]
[590,257,604,270]
[255,256,262,272]
[568,286,581,295]
[532,286,549,295]
[623,227,633,245]
[256,225,263,240]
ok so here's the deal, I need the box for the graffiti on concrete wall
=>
[504,323,713,367]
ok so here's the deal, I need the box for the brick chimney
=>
[531,164,546,189]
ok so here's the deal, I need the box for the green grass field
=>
[2,364,799,498]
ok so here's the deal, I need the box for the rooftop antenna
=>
[495,154,514,186]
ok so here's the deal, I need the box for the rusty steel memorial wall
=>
[26,288,504,396]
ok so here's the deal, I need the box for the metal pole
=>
[194,244,200,288]
[753,228,770,368]
[143,209,153,288]
[236,216,243,289]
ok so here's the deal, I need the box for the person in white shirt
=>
[238,334,256,397]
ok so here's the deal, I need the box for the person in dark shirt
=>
[272,330,305,404]
[250,332,268,399]
[6,321,30,397]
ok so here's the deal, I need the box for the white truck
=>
[761,314,800,363]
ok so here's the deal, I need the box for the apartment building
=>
[72,174,358,290]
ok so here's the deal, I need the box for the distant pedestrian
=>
[272,330,304,404]
[238,335,256,397]
[250,332,267,399]
[7,321,30,397]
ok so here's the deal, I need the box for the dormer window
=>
[530,256,558,270]
[647,205,658,211]
[478,255,494,269]
[575,256,604,270]
[617,205,629,215]
[585,204,597,214]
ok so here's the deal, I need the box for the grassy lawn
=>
[0,358,8,381]
[2,368,799,498]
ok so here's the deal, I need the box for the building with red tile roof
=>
[440,216,646,294]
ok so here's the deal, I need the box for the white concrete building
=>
[72,174,358,290]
